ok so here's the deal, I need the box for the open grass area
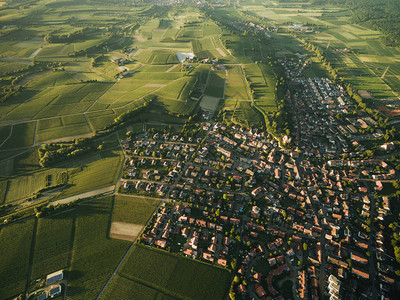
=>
[66,196,130,300]
[112,195,159,224]
[0,218,35,299]
[105,245,230,300]
[31,210,75,279]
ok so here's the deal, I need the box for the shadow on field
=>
[75,201,112,217]
[65,270,84,281]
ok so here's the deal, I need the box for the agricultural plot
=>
[4,168,61,203]
[154,76,196,101]
[0,218,35,299]
[112,195,160,224]
[204,70,225,98]
[4,82,113,121]
[112,245,230,300]
[101,274,160,300]
[110,195,159,241]
[55,147,123,200]
[244,63,277,112]
[36,114,92,142]
[0,180,7,203]
[0,122,35,150]
[224,65,249,101]
[86,110,118,131]
[66,197,130,300]
[31,210,75,279]
[135,49,179,65]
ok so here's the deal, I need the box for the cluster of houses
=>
[119,58,398,298]
[120,113,397,298]
[229,20,273,38]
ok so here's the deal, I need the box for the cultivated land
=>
[0,195,131,300]
[102,245,231,300]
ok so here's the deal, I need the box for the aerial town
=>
[116,59,397,300]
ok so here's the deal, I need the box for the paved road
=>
[50,185,115,206]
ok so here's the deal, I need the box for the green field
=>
[112,195,160,224]
[0,218,35,299]
[103,245,231,300]
[31,210,75,279]
[36,115,92,142]
[4,168,61,203]
[67,197,130,300]
[55,147,124,200]
[204,70,225,98]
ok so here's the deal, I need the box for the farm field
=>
[110,195,160,241]
[112,195,160,224]
[66,196,131,300]
[54,147,124,200]
[30,210,75,280]
[0,4,230,149]
[234,0,400,109]
[1,134,123,204]
[102,245,231,300]
[0,195,132,299]
[0,218,35,299]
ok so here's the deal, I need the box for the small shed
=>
[49,285,62,298]
[46,270,63,285]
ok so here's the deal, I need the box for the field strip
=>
[216,47,226,57]
[40,132,94,144]
[110,222,143,242]
[165,64,178,72]
[50,185,115,206]
[26,218,38,286]
[33,120,38,145]
[0,124,13,149]
[29,47,43,59]
[84,113,93,132]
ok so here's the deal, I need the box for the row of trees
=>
[43,27,90,43]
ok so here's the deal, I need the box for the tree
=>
[303,242,308,251]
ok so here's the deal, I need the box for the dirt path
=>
[29,47,43,59]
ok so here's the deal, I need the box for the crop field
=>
[224,65,249,101]
[67,196,130,300]
[204,70,225,98]
[112,195,160,224]
[31,210,75,279]
[55,148,123,200]
[4,168,61,203]
[36,115,92,142]
[0,122,36,150]
[232,0,400,106]
[244,63,277,112]
[101,274,160,300]
[0,218,35,299]
[107,245,230,300]
[86,110,118,131]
